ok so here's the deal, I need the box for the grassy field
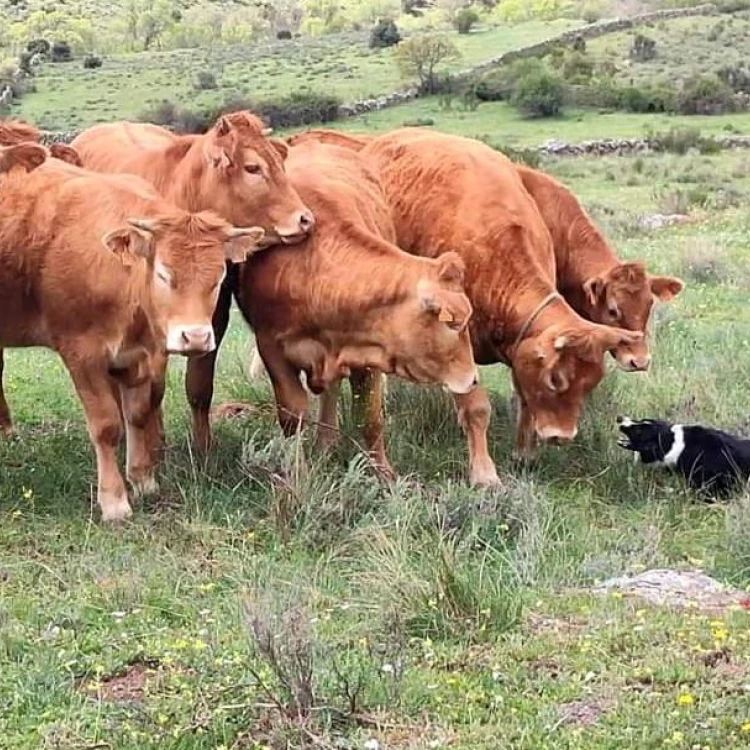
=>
[585,11,750,87]
[314,100,750,147]
[11,19,580,131]
[3,143,750,748]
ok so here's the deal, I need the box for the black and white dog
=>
[616,416,750,496]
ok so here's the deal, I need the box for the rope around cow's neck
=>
[510,292,562,358]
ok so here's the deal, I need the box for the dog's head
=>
[617,416,676,464]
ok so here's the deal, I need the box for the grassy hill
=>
[11,19,580,130]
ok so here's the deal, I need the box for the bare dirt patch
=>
[557,696,616,727]
[78,658,163,704]
[212,401,258,422]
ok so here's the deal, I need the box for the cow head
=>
[201,112,315,245]
[102,212,265,356]
[0,142,48,174]
[394,252,478,394]
[582,261,683,371]
[513,322,643,443]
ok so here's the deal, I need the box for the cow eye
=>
[607,305,620,320]
[244,163,262,175]
[156,270,172,286]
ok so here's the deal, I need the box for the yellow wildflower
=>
[677,692,695,707]
[741,721,750,733]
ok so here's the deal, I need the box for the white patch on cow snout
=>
[167,325,216,354]
[662,424,685,466]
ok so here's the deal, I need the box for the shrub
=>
[193,70,218,90]
[654,127,716,155]
[582,5,601,23]
[717,0,750,11]
[572,33,586,52]
[138,100,212,133]
[50,40,72,63]
[249,91,342,129]
[369,17,401,48]
[511,67,564,117]
[619,83,676,113]
[83,55,102,70]
[718,63,750,93]
[395,34,460,94]
[454,7,480,34]
[561,51,594,84]
[26,39,50,57]
[277,29,293,40]
[630,33,656,62]
[0,66,34,102]
[473,58,546,102]
[676,75,736,115]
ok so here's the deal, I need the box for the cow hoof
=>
[131,474,159,498]
[0,425,15,438]
[100,493,134,523]
[469,463,501,487]
[373,461,397,483]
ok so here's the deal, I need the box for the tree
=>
[395,34,460,93]
[369,18,401,48]
[454,7,480,33]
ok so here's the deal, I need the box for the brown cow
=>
[71,112,315,453]
[349,128,642,483]
[235,138,478,475]
[515,165,683,371]
[0,121,84,433]
[0,149,264,521]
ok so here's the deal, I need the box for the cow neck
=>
[151,137,206,212]
[557,217,617,290]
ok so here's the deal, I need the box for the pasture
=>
[3,143,750,749]
[11,19,579,131]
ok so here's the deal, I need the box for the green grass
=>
[312,99,750,146]
[585,12,750,88]
[13,19,580,131]
[3,149,750,748]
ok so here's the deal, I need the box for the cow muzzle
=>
[443,369,480,395]
[536,424,578,444]
[276,209,316,245]
[616,352,651,372]
[167,325,216,356]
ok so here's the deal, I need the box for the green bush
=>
[676,75,736,115]
[630,33,656,62]
[50,40,72,63]
[369,18,401,49]
[395,34,460,95]
[26,39,50,57]
[193,70,218,90]
[473,58,546,102]
[561,51,594,84]
[582,5,601,23]
[454,7,480,34]
[512,67,564,117]
[718,63,750,93]
[83,55,103,70]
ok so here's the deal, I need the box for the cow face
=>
[513,324,643,442]
[582,262,683,371]
[103,213,264,356]
[399,253,478,394]
[49,143,83,167]
[202,113,315,245]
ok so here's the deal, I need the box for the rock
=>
[637,213,691,231]
[592,568,747,612]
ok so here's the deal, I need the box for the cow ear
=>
[213,116,233,138]
[650,275,684,301]
[49,143,82,167]
[0,142,47,173]
[269,137,289,161]
[223,226,266,263]
[595,325,643,354]
[206,145,233,170]
[102,225,153,266]
[436,251,465,285]
[582,276,605,307]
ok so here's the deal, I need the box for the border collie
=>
[616,416,750,496]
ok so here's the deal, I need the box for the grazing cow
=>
[354,128,641,483]
[0,148,264,520]
[71,111,315,453]
[515,165,683,371]
[235,139,478,476]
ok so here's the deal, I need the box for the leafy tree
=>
[395,34,460,94]
[370,18,401,48]
[454,7,480,34]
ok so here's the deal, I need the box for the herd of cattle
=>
[0,113,685,522]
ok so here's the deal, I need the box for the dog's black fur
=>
[617,416,750,496]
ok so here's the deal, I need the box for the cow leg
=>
[145,348,168,466]
[185,277,233,455]
[453,386,500,486]
[62,354,131,522]
[258,340,309,436]
[512,392,538,463]
[0,349,13,435]
[349,369,395,480]
[316,381,340,452]
[119,378,159,498]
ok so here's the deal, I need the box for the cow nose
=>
[174,325,214,354]
[298,209,315,233]
[471,374,479,387]
[537,425,578,444]
[622,353,650,371]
